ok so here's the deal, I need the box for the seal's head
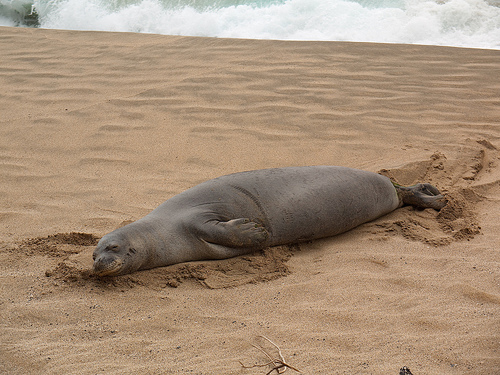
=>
[93,234,140,276]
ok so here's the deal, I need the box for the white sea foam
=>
[1,0,499,49]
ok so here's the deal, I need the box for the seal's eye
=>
[106,245,120,252]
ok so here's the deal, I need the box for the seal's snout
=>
[92,239,126,276]
[93,253,124,276]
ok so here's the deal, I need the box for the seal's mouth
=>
[93,258,124,277]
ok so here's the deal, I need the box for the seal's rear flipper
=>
[196,218,269,248]
[394,182,447,210]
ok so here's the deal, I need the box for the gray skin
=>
[93,166,446,276]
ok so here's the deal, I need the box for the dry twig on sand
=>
[239,335,301,375]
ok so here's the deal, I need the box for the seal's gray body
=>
[93,166,400,276]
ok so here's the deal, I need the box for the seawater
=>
[1,0,500,49]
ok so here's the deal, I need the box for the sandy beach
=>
[0,26,499,374]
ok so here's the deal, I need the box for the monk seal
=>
[93,166,446,276]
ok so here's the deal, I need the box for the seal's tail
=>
[393,182,447,210]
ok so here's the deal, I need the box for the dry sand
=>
[0,26,499,374]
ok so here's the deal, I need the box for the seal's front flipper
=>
[197,218,269,248]
[394,183,447,210]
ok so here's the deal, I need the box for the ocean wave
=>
[1,0,499,49]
